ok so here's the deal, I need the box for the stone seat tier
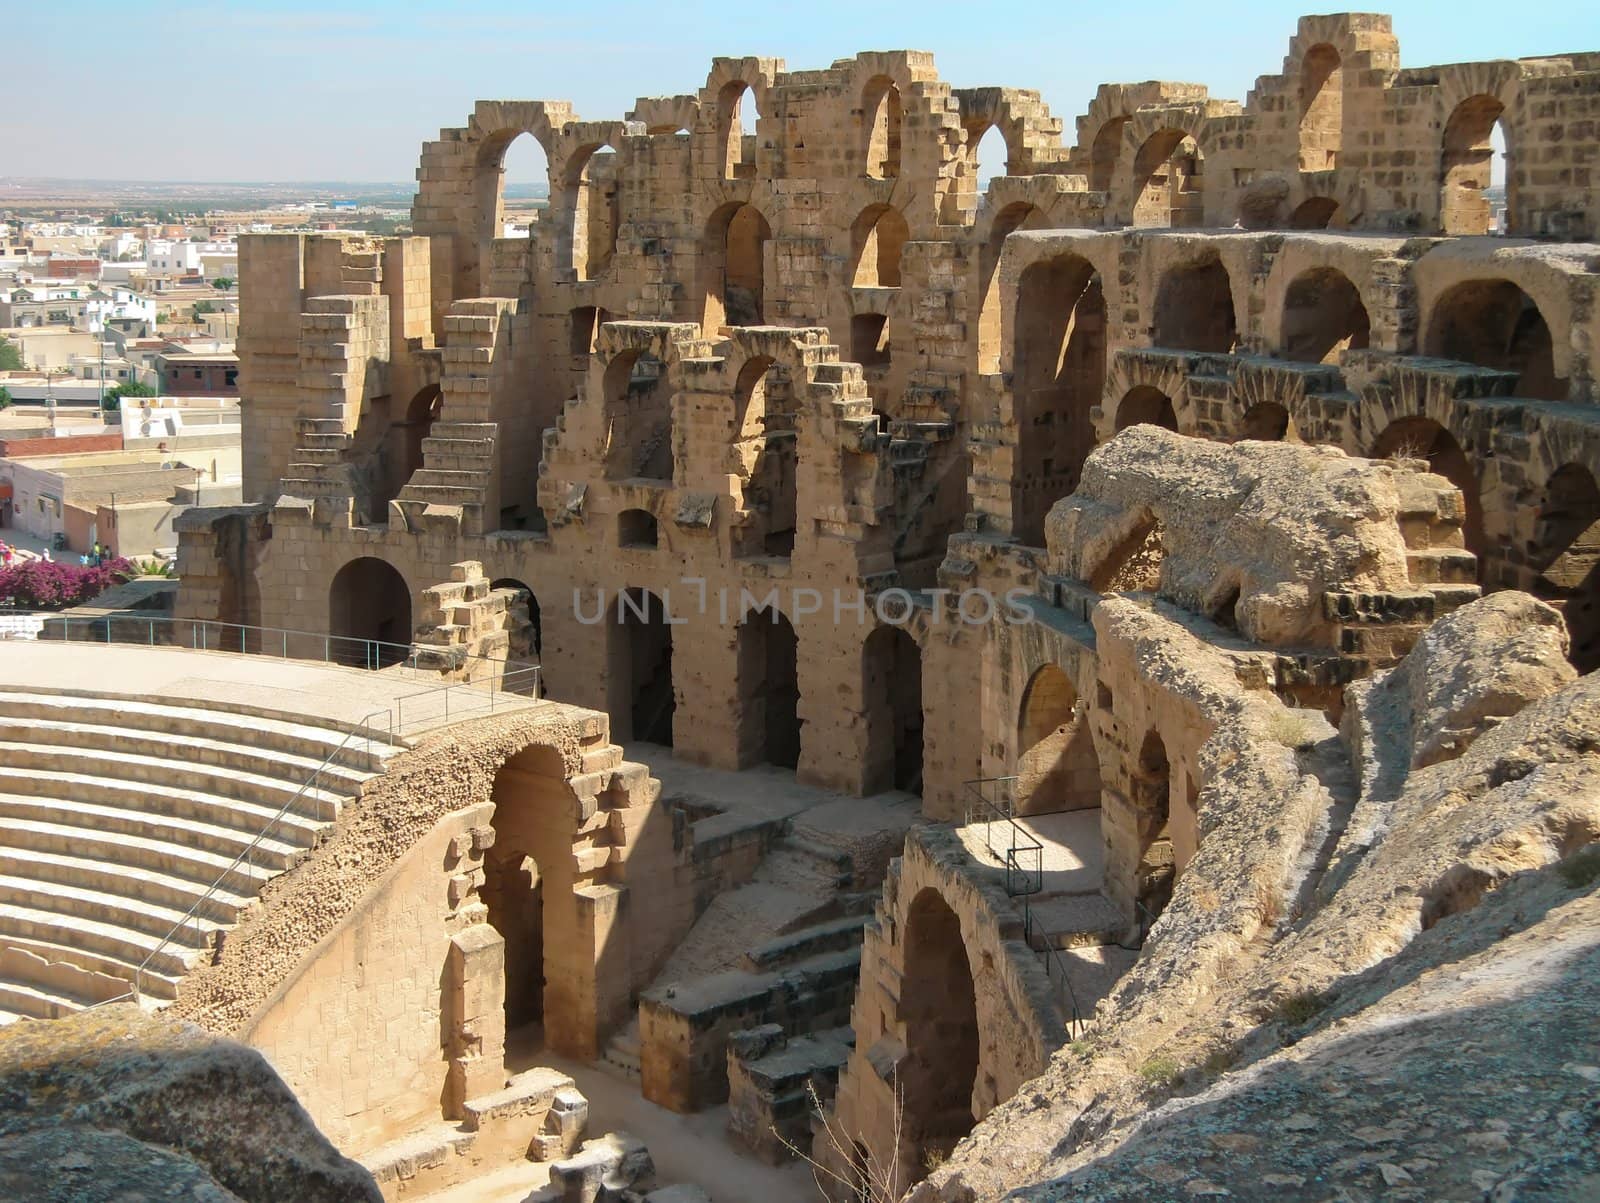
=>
[0,900,199,980]
[0,817,278,898]
[0,767,330,846]
[0,716,373,797]
[0,933,179,1003]
[0,690,396,773]
[0,844,253,926]
[0,873,217,953]
[0,978,106,1021]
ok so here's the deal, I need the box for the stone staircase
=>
[0,688,397,1023]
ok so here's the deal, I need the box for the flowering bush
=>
[0,558,133,610]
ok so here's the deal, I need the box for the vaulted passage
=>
[862,76,903,179]
[1426,279,1565,401]
[563,143,620,281]
[602,350,673,481]
[385,383,441,513]
[864,625,922,795]
[1532,463,1600,674]
[718,82,760,180]
[1372,417,1486,566]
[473,130,548,296]
[733,356,798,557]
[976,202,1044,373]
[614,588,674,745]
[328,557,411,668]
[1115,386,1177,433]
[1298,43,1343,172]
[1015,664,1102,816]
[490,577,543,672]
[703,203,770,330]
[1132,729,1174,929]
[1282,266,1370,363]
[1012,254,1107,545]
[737,607,801,769]
[483,845,544,1030]
[1441,93,1507,235]
[898,889,979,1177]
[1153,255,1237,351]
[1130,128,1204,228]
[850,204,909,288]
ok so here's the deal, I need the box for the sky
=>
[3,0,1596,183]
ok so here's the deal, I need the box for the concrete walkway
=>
[0,640,544,739]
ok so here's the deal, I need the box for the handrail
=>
[89,707,396,1010]
[963,776,1088,1040]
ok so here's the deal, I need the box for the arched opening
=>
[1132,729,1173,928]
[1425,279,1565,400]
[1153,254,1237,352]
[850,204,909,289]
[850,313,891,368]
[733,356,798,557]
[1372,416,1487,565]
[718,82,760,180]
[976,202,1045,373]
[972,123,1009,189]
[1012,253,1106,544]
[618,508,659,549]
[483,845,543,1031]
[1089,116,1129,194]
[488,131,549,243]
[1130,128,1204,228]
[1441,93,1508,235]
[1115,385,1177,433]
[613,587,674,746]
[563,143,619,281]
[328,557,411,668]
[1281,266,1370,364]
[703,202,770,332]
[1090,508,1164,593]
[1298,44,1343,172]
[1290,196,1341,229]
[1532,463,1600,674]
[862,76,903,180]
[1015,664,1102,816]
[736,605,801,769]
[569,305,614,360]
[899,889,979,1177]
[602,350,673,481]
[490,578,542,668]
[389,383,441,506]
[864,624,922,795]
[1239,401,1291,442]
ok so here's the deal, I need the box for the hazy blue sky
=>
[5,1,1595,182]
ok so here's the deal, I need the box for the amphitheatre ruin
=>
[3,10,1600,1202]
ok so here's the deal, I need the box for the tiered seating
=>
[0,688,396,1022]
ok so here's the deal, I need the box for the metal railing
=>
[38,613,543,734]
[963,776,1088,1039]
[90,707,395,1010]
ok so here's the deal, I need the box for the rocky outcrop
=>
[0,1005,381,1203]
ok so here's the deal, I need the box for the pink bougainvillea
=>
[0,558,133,609]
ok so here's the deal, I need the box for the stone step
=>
[0,901,197,979]
[0,844,252,924]
[0,874,220,951]
[0,744,349,824]
[0,977,103,1022]
[0,935,182,1002]
[0,691,393,773]
[0,817,277,896]
[0,716,372,796]
[0,795,304,870]
[402,482,486,505]
[0,767,329,845]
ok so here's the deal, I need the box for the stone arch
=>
[1087,503,1164,594]
[1012,253,1107,544]
[1290,196,1341,229]
[1153,253,1237,352]
[390,383,441,506]
[600,349,673,481]
[850,204,909,288]
[560,142,620,281]
[328,556,411,668]
[1281,266,1370,364]
[1239,401,1291,442]
[1424,278,1565,401]
[863,623,922,796]
[968,123,1010,189]
[976,201,1045,373]
[731,354,798,557]
[1441,93,1509,235]
[861,75,903,180]
[611,587,674,746]
[1531,463,1600,674]
[850,311,891,370]
[702,201,770,331]
[898,888,979,1175]
[490,577,542,666]
[472,123,554,291]
[1131,729,1174,926]
[1128,124,1205,228]
[618,508,659,549]
[1298,43,1343,172]
[482,840,544,1030]
[716,80,761,180]
[1372,416,1487,566]
[1115,385,1177,433]
[1015,663,1102,817]
[736,603,801,769]
[1088,115,1130,195]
